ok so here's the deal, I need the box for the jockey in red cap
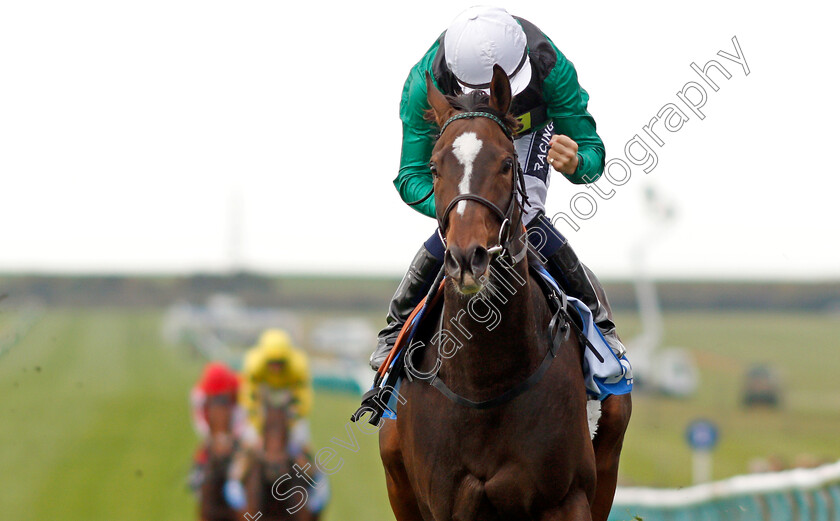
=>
[198,362,239,394]
[188,362,256,509]
[190,362,251,438]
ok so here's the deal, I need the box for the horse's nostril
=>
[444,248,462,277]
[470,246,490,279]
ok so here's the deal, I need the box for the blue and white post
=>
[685,419,719,484]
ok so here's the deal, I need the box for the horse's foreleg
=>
[590,393,632,521]
[380,420,425,521]
[541,489,593,521]
[243,461,262,514]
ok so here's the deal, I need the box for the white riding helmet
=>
[444,6,532,96]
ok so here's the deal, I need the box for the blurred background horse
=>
[199,393,241,521]
[244,387,316,521]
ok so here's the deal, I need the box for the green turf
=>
[0,309,392,520]
[0,310,202,520]
[614,311,840,487]
[0,309,838,519]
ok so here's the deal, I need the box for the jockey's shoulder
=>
[288,348,310,379]
[243,348,264,377]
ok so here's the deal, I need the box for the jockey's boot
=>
[187,446,208,492]
[370,244,442,370]
[545,241,626,359]
[187,462,205,492]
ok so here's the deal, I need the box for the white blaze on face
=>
[451,132,483,216]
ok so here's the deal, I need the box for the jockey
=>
[237,329,329,514]
[371,5,627,372]
[240,328,313,456]
[188,361,255,494]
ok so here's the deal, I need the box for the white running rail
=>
[610,460,840,521]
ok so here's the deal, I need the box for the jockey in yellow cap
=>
[239,328,318,480]
[240,328,313,435]
[233,329,328,516]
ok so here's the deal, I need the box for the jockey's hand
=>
[547,134,579,175]
[224,479,247,510]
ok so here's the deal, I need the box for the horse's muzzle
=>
[445,244,490,294]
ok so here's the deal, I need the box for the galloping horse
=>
[379,66,620,521]
[244,388,314,521]
[200,393,241,521]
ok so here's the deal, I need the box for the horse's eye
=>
[430,162,438,177]
[502,158,514,173]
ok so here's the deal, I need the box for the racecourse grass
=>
[616,311,840,487]
[0,309,390,521]
[0,309,838,519]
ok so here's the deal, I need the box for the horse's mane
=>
[426,91,522,135]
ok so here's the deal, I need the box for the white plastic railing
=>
[610,460,840,521]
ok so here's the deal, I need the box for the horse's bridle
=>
[423,111,530,263]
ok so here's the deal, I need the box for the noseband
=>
[435,111,530,263]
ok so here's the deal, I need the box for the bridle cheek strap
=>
[436,112,530,263]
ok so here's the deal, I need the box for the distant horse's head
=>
[260,386,292,480]
[201,394,239,521]
[426,65,526,295]
[205,393,236,459]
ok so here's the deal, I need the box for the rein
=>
[414,261,607,411]
[352,111,567,423]
[408,268,573,409]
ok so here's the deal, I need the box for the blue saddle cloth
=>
[531,263,633,400]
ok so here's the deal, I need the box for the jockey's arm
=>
[189,387,210,438]
[292,379,313,419]
[239,355,261,424]
[394,64,438,219]
[542,38,606,185]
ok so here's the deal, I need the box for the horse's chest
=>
[400,353,593,518]
[407,378,589,462]
[407,407,587,517]
[427,458,571,520]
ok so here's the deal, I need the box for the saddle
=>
[351,261,602,425]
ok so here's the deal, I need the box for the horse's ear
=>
[489,64,512,115]
[426,72,454,127]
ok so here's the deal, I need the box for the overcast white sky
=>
[1,1,838,280]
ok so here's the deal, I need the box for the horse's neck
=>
[439,256,549,394]
[263,409,289,457]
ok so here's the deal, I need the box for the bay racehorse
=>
[244,388,315,521]
[379,65,628,521]
[200,393,241,521]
